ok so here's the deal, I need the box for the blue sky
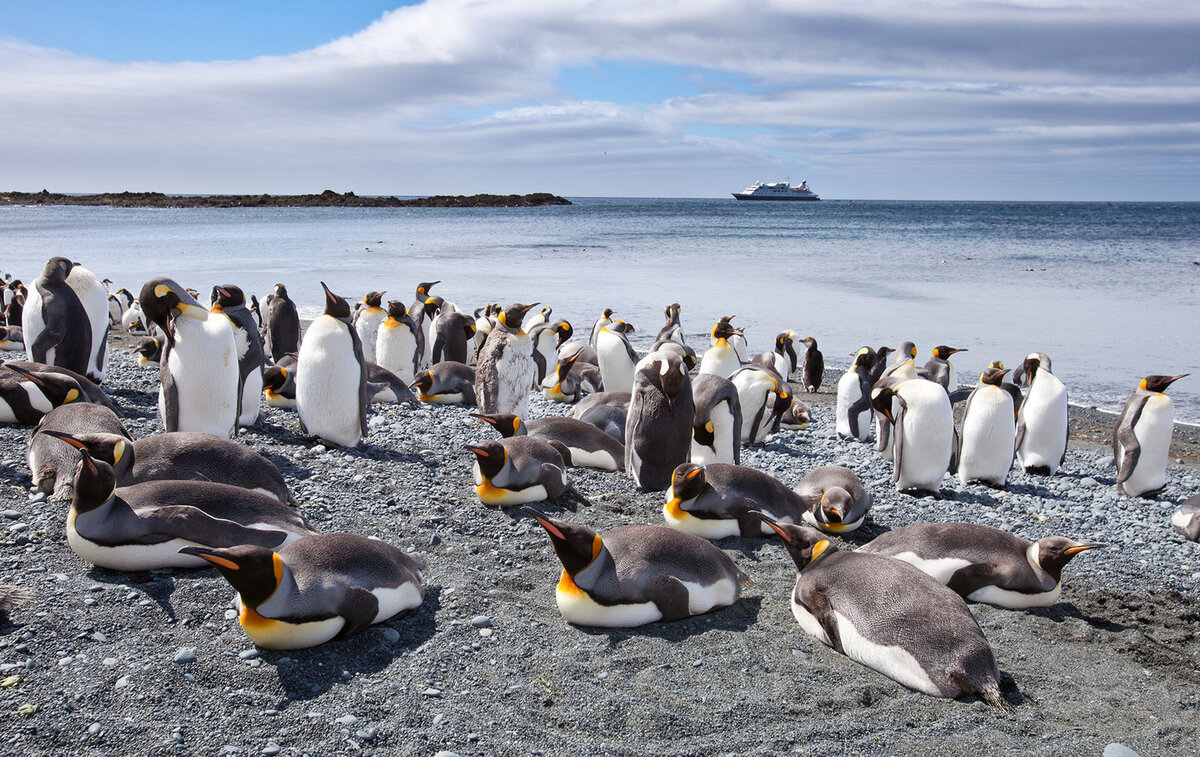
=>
[1,1,1197,200]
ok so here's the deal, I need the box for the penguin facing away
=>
[755,514,1008,706]
[527,511,747,628]
[475,302,539,418]
[181,534,425,649]
[836,347,874,442]
[656,302,685,345]
[432,311,478,366]
[210,284,266,428]
[265,284,301,362]
[1113,374,1187,498]
[626,351,694,492]
[295,283,369,447]
[858,522,1104,609]
[22,257,93,379]
[799,337,824,393]
[1015,353,1068,476]
[958,365,1020,487]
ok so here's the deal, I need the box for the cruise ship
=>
[732,180,820,201]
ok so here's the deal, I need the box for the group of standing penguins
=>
[2,255,1198,707]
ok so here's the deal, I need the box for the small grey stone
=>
[434,752,462,757]
[8,522,28,533]
[1103,744,1141,757]
[262,745,281,756]
[470,615,492,628]
[422,688,443,697]
[1080,477,1100,487]
[115,675,129,689]
[335,715,359,726]
[791,649,808,660]
[88,722,101,736]
[1,509,21,519]
[355,729,376,741]
[224,609,238,620]
[379,627,400,643]
[173,648,197,664]
[238,649,259,660]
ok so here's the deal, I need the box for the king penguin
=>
[859,522,1104,609]
[353,291,387,364]
[22,257,101,381]
[730,365,789,444]
[589,308,615,349]
[920,346,967,391]
[1015,353,1068,476]
[210,284,266,428]
[296,283,368,447]
[475,302,538,417]
[755,514,1007,706]
[527,511,747,628]
[626,351,694,491]
[265,283,300,362]
[958,364,1021,487]
[664,462,809,539]
[836,347,874,442]
[596,321,640,394]
[28,404,130,500]
[180,533,425,649]
[376,300,423,384]
[140,277,239,437]
[465,437,579,507]
[472,412,624,471]
[871,376,956,496]
[799,337,825,393]
[411,362,477,405]
[690,373,743,465]
[432,311,478,366]
[698,316,743,378]
[1113,374,1187,498]
[656,303,685,345]
[792,465,873,534]
[530,319,573,387]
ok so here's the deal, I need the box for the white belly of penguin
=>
[663,502,742,539]
[296,317,364,447]
[967,582,1060,609]
[560,445,619,471]
[1017,376,1067,471]
[682,578,737,615]
[1122,395,1173,496]
[959,389,1015,484]
[168,317,238,437]
[696,403,737,464]
[556,588,662,627]
[896,410,953,490]
[371,582,424,622]
[376,326,418,384]
[836,372,868,440]
[21,287,46,358]
[66,267,110,380]
[888,552,974,584]
[423,391,464,405]
[832,610,941,696]
[67,511,210,571]
[699,344,740,378]
[235,595,346,649]
[0,382,51,422]
[791,596,832,646]
[239,366,263,426]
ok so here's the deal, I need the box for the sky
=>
[1,1,1197,200]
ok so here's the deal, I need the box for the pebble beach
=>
[1,326,1198,757]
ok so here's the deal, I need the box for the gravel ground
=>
[1,332,1198,756]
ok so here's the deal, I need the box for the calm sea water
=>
[3,198,1199,421]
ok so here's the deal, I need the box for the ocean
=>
[3,198,1198,421]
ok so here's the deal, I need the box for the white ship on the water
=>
[731,180,821,201]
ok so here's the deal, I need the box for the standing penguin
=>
[958,365,1021,487]
[22,257,102,381]
[589,308,615,349]
[867,345,894,385]
[753,330,798,379]
[475,302,538,417]
[871,377,955,496]
[690,373,743,465]
[656,303,685,345]
[799,337,824,393]
[836,347,874,442]
[140,277,239,437]
[210,285,266,428]
[755,515,1007,706]
[921,345,968,391]
[181,534,425,650]
[353,291,387,364]
[875,347,920,456]
[730,365,789,444]
[698,316,743,378]
[265,284,301,361]
[1015,353,1068,476]
[529,319,573,386]
[626,351,694,491]
[596,321,640,395]
[1113,374,1187,498]
[432,310,478,366]
[376,300,423,384]
[296,283,368,448]
[408,281,439,333]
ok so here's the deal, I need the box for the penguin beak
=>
[1064,542,1106,555]
[41,429,89,450]
[7,364,46,387]
[179,546,243,571]
[1164,374,1189,387]
[746,510,792,544]
[464,444,491,458]
[469,414,499,427]
[321,282,338,307]
[176,303,209,320]
[522,508,566,541]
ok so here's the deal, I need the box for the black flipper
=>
[336,586,381,638]
[1115,395,1146,489]
[651,575,692,622]
[946,563,996,599]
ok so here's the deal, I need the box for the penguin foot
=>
[1022,465,1053,476]
[899,487,947,500]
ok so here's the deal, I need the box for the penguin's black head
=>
[140,277,208,332]
[816,487,852,526]
[423,297,443,317]
[851,346,872,370]
[980,366,1010,386]
[135,337,163,364]
[648,352,689,405]
[51,437,116,514]
[524,510,602,577]
[179,545,281,608]
[465,439,507,479]
[775,330,795,352]
[42,257,74,283]
[664,303,680,321]
[1023,353,1043,381]
[608,321,635,335]
[1034,537,1105,582]
[497,303,539,333]
[411,371,433,395]
[274,283,289,298]
[750,512,835,572]
[470,413,523,438]
[7,365,81,406]
[876,346,894,362]
[870,382,899,423]
[554,351,581,382]
[210,284,245,310]
[416,281,440,297]
[1141,374,1188,394]
[932,345,966,360]
[554,320,573,347]
[712,316,736,341]
[363,291,385,309]
[670,463,707,501]
[386,300,408,319]
[263,365,289,393]
[602,307,614,319]
[42,429,131,472]
[320,282,352,320]
[769,384,792,425]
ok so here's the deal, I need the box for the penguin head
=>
[263,365,289,393]
[1022,353,1047,381]
[932,345,966,360]
[769,384,792,424]
[537,306,553,320]
[601,307,614,319]
[52,439,116,514]
[875,346,893,362]
[1140,374,1188,394]
[670,463,707,501]
[411,371,433,396]
[423,297,443,318]
[6,365,82,406]
[210,285,245,310]
[645,352,689,406]
[553,320,574,347]
[775,330,795,351]
[470,413,524,438]
[465,440,508,479]
[273,283,289,299]
[980,366,1010,386]
[711,316,736,341]
[663,303,681,322]
[553,351,581,386]
[41,429,132,474]
[607,320,635,336]
[816,487,853,526]
[386,300,408,320]
[851,346,872,369]
[898,342,917,360]
[416,281,439,298]
[42,257,75,283]
[318,282,352,321]
[750,512,835,572]
[141,277,209,330]
[363,291,385,309]
[525,510,603,577]
[496,303,539,334]
[1033,537,1105,581]
[179,545,283,609]
[869,382,900,423]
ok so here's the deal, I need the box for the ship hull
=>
[732,193,820,201]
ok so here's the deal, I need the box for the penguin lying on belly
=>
[527,511,747,628]
[465,438,588,507]
[471,412,624,471]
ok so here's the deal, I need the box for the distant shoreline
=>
[0,189,571,208]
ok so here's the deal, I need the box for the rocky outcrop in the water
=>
[0,189,572,208]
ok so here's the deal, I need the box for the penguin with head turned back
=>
[353,291,387,364]
[799,336,824,392]
[730,365,789,444]
[265,283,300,362]
[529,319,572,386]
[836,347,874,442]
[1015,353,1068,476]
[626,351,694,491]
[656,303,684,345]
[210,284,266,428]
[690,373,742,466]
[295,283,369,448]
[375,300,423,384]
[475,302,538,418]
[1114,374,1187,498]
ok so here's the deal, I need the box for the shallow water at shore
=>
[3,198,1198,418]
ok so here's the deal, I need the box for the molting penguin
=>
[730,365,789,444]
[28,404,130,500]
[265,284,301,362]
[1172,495,1200,541]
[656,303,685,345]
[432,311,478,366]
[57,444,314,571]
[466,437,579,507]
[958,365,1021,487]
[296,283,369,447]
[871,377,956,496]
[1114,374,1187,498]
[596,321,640,394]
[527,511,746,628]
[529,319,572,386]
[664,462,809,539]
[690,373,742,465]
[859,522,1104,608]
[472,412,624,471]
[920,346,967,391]
[22,257,97,380]
[475,302,538,417]
[626,351,694,492]
[210,284,267,428]
[589,308,615,349]
[836,347,874,442]
[698,316,742,378]
[792,465,873,534]
[411,361,476,405]
[755,515,1007,706]
[376,300,423,384]
[799,337,824,392]
[180,534,425,650]
[1015,353,1068,476]
[353,291,387,364]
[140,277,239,437]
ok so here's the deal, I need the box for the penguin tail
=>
[979,682,1013,712]
[737,568,755,589]
[0,585,34,612]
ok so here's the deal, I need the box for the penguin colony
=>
[1,258,1196,705]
